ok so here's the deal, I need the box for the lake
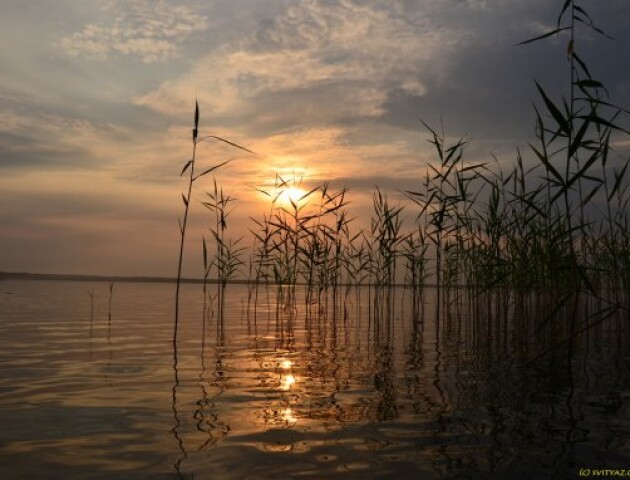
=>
[0,280,628,479]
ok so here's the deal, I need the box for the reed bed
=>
[175,0,629,362]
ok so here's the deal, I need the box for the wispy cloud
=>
[0,96,131,170]
[59,0,208,63]
[136,0,467,123]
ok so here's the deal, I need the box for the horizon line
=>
[0,271,439,288]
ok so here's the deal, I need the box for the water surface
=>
[0,280,628,479]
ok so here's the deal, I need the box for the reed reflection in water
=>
[0,280,628,479]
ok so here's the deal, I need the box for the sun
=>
[277,186,307,207]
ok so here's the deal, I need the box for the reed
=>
[174,101,253,343]
[172,0,629,365]
[174,100,200,339]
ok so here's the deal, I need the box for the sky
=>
[1,0,629,278]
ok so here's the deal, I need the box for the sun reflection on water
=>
[281,407,298,426]
[281,374,296,391]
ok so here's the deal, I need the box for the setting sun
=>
[277,186,307,207]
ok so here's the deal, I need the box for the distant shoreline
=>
[0,271,238,285]
[0,271,427,288]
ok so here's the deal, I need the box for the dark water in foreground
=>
[0,280,628,479]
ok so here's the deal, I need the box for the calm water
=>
[0,280,628,479]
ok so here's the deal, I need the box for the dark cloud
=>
[320,175,420,195]
[0,132,97,170]
[379,1,630,140]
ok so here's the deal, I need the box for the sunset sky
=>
[1,0,629,277]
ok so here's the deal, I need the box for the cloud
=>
[59,0,208,63]
[0,102,130,170]
[135,0,466,125]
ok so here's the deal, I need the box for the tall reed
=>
[174,101,253,343]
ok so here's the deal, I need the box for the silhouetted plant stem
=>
[175,101,199,344]
[175,101,251,343]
